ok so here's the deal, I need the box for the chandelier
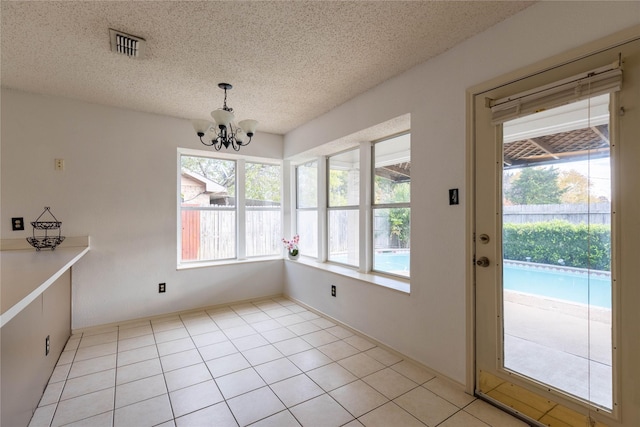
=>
[192,83,258,151]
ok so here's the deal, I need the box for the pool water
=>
[503,264,611,309]
[350,253,611,308]
[374,252,409,273]
[334,252,410,273]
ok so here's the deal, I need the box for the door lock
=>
[476,257,490,267]
[479,234,490,244]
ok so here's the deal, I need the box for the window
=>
[373,134,410,277]
[296,161,318,257]
[245,162,281,257]
[328,149,360,267]
[293,132,410,280]
[179,153,281,264]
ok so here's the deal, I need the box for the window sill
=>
[287,257,410,294]
[177,255,283,271]
[177,256,411,294]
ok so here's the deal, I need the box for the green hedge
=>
[503,220,611,271]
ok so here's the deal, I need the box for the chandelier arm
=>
[227,123,238,149]
[199,134,214,147]
[241,135,253,146]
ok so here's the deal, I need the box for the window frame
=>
[245,161,283,258]
[295,160,320,258]
[371,132,411,278]
[292,131,411,282]
[177,148,282,268]
[327,147,361,268]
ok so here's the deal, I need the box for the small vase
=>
[288,251,299,260]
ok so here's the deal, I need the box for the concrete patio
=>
[503,290,612,409]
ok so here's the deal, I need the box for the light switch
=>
[449,188,459,205]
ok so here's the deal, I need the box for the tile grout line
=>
[181,311,240,426]
[111,326,119,427]
[31,298,508,427]
[152,317,179,426]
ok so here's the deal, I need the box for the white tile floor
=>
[29,297,528,427]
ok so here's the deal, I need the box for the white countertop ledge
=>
[1,237,90,328]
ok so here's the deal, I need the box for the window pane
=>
[374,134,410,204]
[501,94,612,408]
[245,162,281,257]
[181,156,235,207]
[329,149,359,207]
[180,155,236,263]
[297,210,318,257]
[328,209,359,267]
[246,163,281,206]
[373,208,410,277]
[182,210,236,261]
[297,161,318,208]
[246,210,281,257]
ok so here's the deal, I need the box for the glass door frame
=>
[467,32,640,426]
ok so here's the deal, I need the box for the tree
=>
[375,176,410,248]
[330,168,359,206]
[558,169,592,204]
[389,206,410,247]
[502,172,517,206]
[296,162,318,208]
[181,156,235,192]
[245,163,280,203]
[504,167,565,205]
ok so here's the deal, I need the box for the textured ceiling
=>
[1,1,533,135]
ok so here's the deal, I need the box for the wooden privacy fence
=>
[503,203,610,225]
[182,209,280,261]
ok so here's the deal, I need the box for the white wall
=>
[2,0,637,386]
[283,2,640,385]
[1,91,285,329]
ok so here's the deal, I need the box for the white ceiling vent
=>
[109,29,145,59]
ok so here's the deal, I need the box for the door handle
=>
[476,257,490,267]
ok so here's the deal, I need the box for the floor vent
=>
[109,29,145,59]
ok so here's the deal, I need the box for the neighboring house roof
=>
[181,170,228,198]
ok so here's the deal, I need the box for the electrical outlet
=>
[159,282,166,293]
[55,158,65,171]
[12,217,25,231]
[45,335,50,356]
[331,285,336,297]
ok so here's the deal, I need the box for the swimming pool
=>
[369,253,611,308]
[333,252,410,274]
[374,252,410,273]
[334,252,611,309]
[503,263,611,309]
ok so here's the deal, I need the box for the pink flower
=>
[282,235,300,255]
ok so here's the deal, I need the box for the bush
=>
[502,220,610,271]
